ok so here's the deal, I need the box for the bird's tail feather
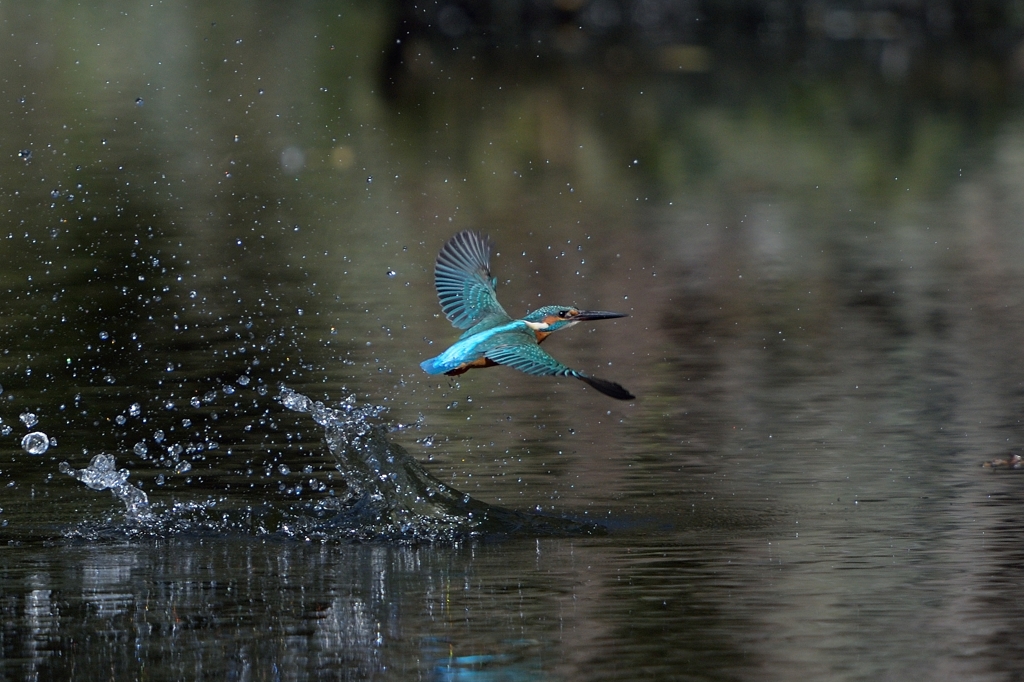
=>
[576,374,635,401]
[420,357,445,375]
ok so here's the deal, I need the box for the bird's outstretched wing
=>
[485,344,635,401]
[434,230,511,330]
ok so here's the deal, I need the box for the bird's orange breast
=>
[444,357,498,376]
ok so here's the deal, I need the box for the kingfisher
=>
[420,230,635,400]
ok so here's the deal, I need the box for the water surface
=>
[2,1,1024,679]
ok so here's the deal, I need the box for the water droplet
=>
[386,269,397,278]
[135,97,144,106]
[280,389,313,412]
[237,375,250,386]
[19,412,38,428]
[182,418,192,428]
[77,454,123,490]
[190,396,201,408]
[278,464,290,476]
[18,149,31,161]
[280,146,305,173]
[153,430,165,444]
[133,442,148,457]
[21,432,49,455]
[174,460,192,474]
[115,415,126,425]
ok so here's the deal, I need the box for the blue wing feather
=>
[434,231,510,330]
[484,343,572,377]
[485,341,636,400]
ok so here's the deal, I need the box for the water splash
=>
[55,387,602,542]
[277,387,602,541]
[59,454,152,523]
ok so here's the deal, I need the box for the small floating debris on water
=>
[59,454,151,521]
[21,431,50,455]
[982,453,1023,469]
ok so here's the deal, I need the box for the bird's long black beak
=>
[574,310,628,321]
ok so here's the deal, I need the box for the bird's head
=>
[523,305,627,333]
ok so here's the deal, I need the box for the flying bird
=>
[420,231,635,400]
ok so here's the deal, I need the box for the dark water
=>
[3,1,1024,679]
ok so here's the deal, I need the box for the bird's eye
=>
[558,310,569,318]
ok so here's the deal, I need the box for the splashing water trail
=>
[53,386,602,542]
[277,386,602,541]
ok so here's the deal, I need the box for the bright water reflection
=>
[3,0,1024,679]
